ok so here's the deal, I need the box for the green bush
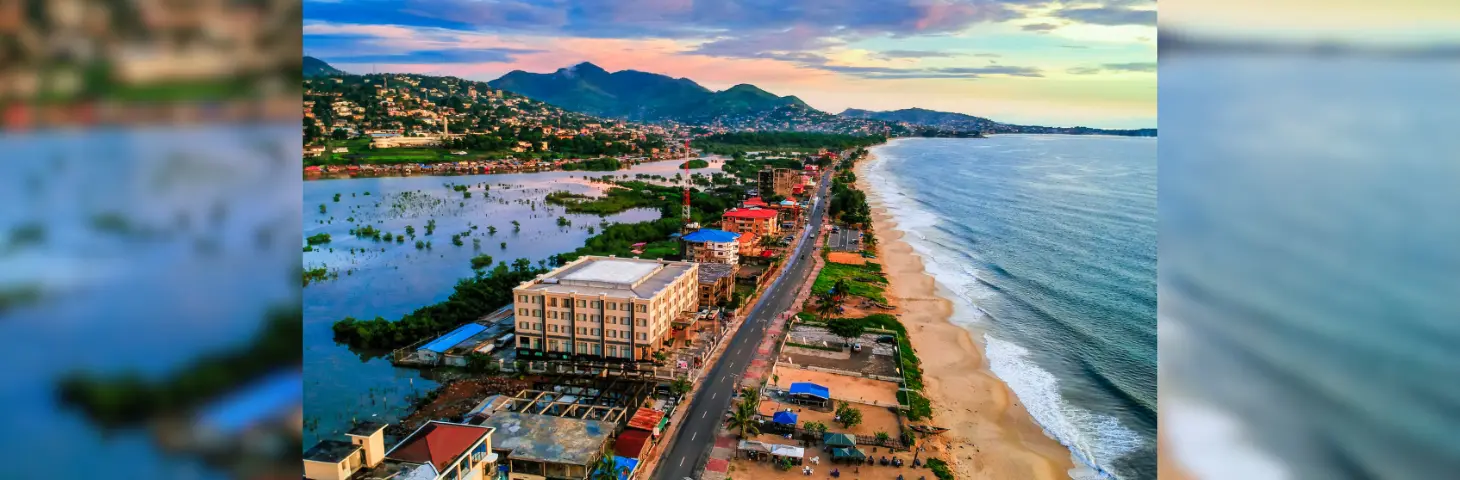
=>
[926,459,955,480]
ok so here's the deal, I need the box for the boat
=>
[908,425,950,434]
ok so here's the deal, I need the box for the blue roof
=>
[772,411,798,425]
[614,457,639,480]
[788,382,829,400]
[199,370,302,435]
[422,323,488,353]
[682,229,741,243]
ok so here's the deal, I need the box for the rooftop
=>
[698,263,736,284]
[478,411,613,466]
[347,421,387,437]
[725,208,778,220]
[421,323,488,353]
[388,421,493,473]
[303,439,361,464]
[519,256,696,300]
[682,229,741,244]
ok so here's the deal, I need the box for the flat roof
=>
[304,439,361,463]
[479,411,612,466]
[562,259,661,286]
[347,421,387,437]
[520,256,695,300]
[698,263,736,283]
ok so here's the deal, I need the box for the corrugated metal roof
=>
[626,407,665,432]
[421,323,488,353]
[788,382,829,400]
[683,229,741,243]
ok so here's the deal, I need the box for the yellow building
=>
[303,420,498,480]
[512,256,699,361]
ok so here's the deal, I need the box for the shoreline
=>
[855,152,1076,480]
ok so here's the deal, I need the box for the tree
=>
[803,421,828,444]
[728,400,760,439]
[670,377,692,397]
[405,225,416,238]
[451,234,464,246]
[487,225,498,236]
[590,454,628,480]
[331,128,348,140]
[814,291,843,322]
[835,401,862,428]
[512,220,521,232]
[471,254,494,270]
[874,431,891,445]
[827,318,866,344]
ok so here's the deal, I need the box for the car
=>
[876,335,896,344]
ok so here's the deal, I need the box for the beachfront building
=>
[759,166,799,198]
[303,421,387,480]
[682,228,741,265]
[478,411,614,480]
[721,207,781,239]
[512,256,700,362]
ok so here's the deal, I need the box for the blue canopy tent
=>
[788,382,830,407]
[772,411,798,425]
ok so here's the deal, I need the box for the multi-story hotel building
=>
[721,207,780,238]
[758,166,799,198]
[512,256,699,361]
[681,228,741,265]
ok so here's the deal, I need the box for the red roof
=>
[627,408,665,432]
[615,429,652,459]
[304,166,321,172]
[743,197,769,208]
[761,250,775,258]
[724,208,778,220]
[389,422,491,473]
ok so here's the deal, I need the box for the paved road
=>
[651,169,834,480]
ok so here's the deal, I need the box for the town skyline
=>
[303,0,1157,129]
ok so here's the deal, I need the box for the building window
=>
[519,295,527,302]
[519,321,528,330]
[579,314,587,321]
[639,319,647,327]
[592,344,602,355]
[638,333,647,341]
[591,315,599,322]
[532,309,540,316]
[578,327,586,335]
[591,301,600,308]
[578,300,587,307]
[608,302,616,310]
[592,328,599,335]
[578,342,588,353]
[638,305,647,313]
[550,298,558,307]
[518,308,526,316]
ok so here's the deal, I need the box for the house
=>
[333,147,348,153]
[305,145,326,157]
[697,263,738,307]
[721,208,780,238]
[302,421,388,480]
[382,421,498,480]
[681,228,741,265]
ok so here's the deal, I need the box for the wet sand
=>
[856,156,1076,480]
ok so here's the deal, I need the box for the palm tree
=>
[814,290,842,321]
[728,401,760,439]
[590,455,626,480]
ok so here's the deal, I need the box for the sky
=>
[1162,0,1460,46]
[303,0,1157,129]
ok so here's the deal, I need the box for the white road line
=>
[735,348,741,355]
[680,457,685,467]
[702,411,707,419]
[712,392,717,399]
[692,432,698,441]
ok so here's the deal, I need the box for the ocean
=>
[865,136,1157,479]
[1159,54,1460,479]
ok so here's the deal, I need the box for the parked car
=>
[876,335,896,344]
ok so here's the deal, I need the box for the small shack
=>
[788,382,830,408]
[823,433,857,449]
[831,447,867,463]
[417,323,488,365]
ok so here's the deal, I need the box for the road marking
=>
[702,411,707,419]
[735,348,741,355]
[680,457,685,467]
[712,392,717,399]
[692,432,698,441]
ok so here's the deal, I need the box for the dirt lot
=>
[827,251,867,265]
[780,325,900,379]
[771,366,901,407]
[387,377,532,436]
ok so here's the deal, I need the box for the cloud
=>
[1021,23,1059,33]
[1052,6,1157,26]
[324,48,543,64]
[1065,62,1156,74]
[873,50,966,59]
[818,64,1044,79]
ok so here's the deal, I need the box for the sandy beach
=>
[855,155,1076,480]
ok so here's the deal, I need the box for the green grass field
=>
[811,261,887,302]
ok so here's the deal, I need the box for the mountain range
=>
[304,56,344,77]
[840,107,1156,137]
[488,62,808,123]
[305,57,1153,136]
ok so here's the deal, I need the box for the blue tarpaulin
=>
[592,456,639,480]
[772,411,798,425]
[788,382,829,400]
[422,323,488,353]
